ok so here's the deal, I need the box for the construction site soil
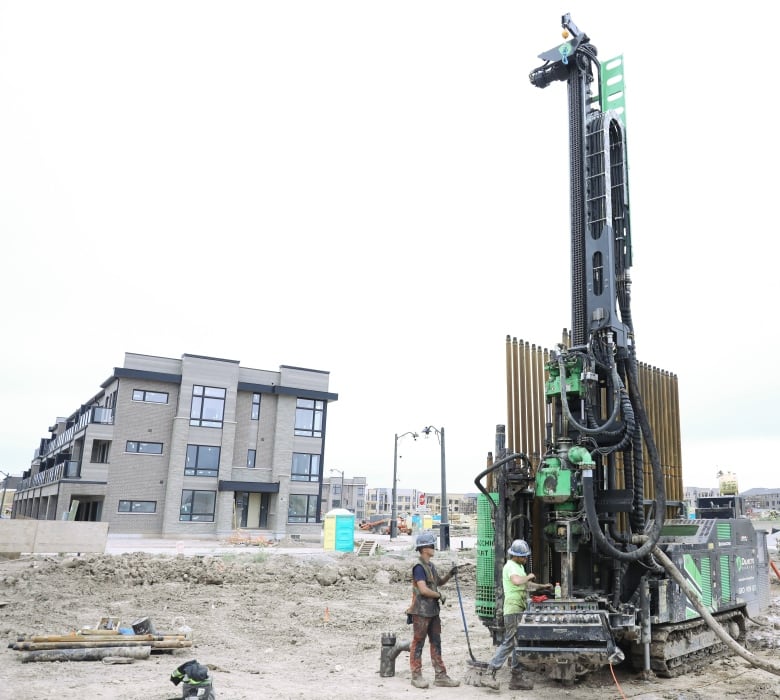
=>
[1,539,779,700]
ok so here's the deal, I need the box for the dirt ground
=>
[1,538,779,700]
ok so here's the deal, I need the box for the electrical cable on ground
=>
[608,663,627,699]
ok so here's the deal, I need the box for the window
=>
[294,398,324,437]
[247,449,256,468]
[118,500,156,513]
[126,441,163,454]
[291,453,320,482]
[90,439,111,463]
[190,385,226,428]
[288,494,318,523]
[251,393,261,420]
[185,445,220,477]
[132,389,169,404]
[180,490,216,522]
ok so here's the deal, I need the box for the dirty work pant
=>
[488,612,522,672]
[410,614,447,677]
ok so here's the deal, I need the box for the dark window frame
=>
[179,489,216,522]
[251,393,261,420]
[190,385,226,428]
[126,441,163,454]
[247,449,256,468]
[288,494,319,523]
[291,452,320,482]
[185,444,221,477]
[294,398,324,437]
[132,389,169,404]
[118,500,156,514]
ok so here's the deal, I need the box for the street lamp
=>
[392,431,418,539]
[421,426,449,551]
[330,468,345,509]
[0,470,9,519]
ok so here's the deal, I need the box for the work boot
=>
[434,674,460,687]
[508,670,534,690]
[411,674,429,689]
[478,668,500,690]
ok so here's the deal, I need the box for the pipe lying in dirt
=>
[21,646,152,663]
[651,544,780,678]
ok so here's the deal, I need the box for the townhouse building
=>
[13,352,337,539]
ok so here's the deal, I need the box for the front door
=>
[259,493,270,528]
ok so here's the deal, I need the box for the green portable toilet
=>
[323,508,355,552]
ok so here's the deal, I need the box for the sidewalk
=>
[103,531,476,557]
[103,531,414,556]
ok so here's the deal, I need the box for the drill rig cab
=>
[474,14,770,684]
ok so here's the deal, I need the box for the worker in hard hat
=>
[482,539,552,691]
[406,531,460,689]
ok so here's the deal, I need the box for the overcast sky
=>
[1,2,777,496]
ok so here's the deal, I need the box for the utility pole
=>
[0,471,9,519]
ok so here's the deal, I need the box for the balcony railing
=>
[19,462,65,490]
[35,407,114,459]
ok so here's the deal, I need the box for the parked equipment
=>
[475,14,772,685]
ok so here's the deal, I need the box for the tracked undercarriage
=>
[629,609,747,677]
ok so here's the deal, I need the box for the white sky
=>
[1,2,777,496]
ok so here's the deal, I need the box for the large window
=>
[288,494,318,523]
[180,490,216,522]
[132,389,169,404]
[126,441,163,454]
[118,500,156,513]
[291,453,320,482]
[251,393,261,420]
[190,385,226,428]
[185,445,220,477]
[90,439,111,463]
[294,398,324,437]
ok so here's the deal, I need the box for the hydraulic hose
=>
[473,452,531,517]
[558,354,623,435]
[650,544,780,678]
[582,353,666,561]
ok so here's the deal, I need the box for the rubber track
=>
[630,609,747,678]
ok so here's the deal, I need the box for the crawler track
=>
[630,609,747,677]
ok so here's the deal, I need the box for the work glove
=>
[448,565,459,578]
[438,592,447,606]
[170,659,197,685]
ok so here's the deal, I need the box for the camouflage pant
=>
[410,614,447,676]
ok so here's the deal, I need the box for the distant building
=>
[741,488,780,514]
[13,352,337,539]
[363,487,478,520]
[1,475,21,518]
[323,475,367,521]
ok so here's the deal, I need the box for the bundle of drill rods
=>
[10,629,192,663]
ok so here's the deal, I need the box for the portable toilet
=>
[423,515,433,531]
[323,508,355,552]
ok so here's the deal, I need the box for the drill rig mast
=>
[474,14,770,684]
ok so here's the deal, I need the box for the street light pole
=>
[0,470,9,519]
[329,468,345,509]
[422,426,449,551]
[392,431,418,539]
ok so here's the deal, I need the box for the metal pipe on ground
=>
[21,646,152,663]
